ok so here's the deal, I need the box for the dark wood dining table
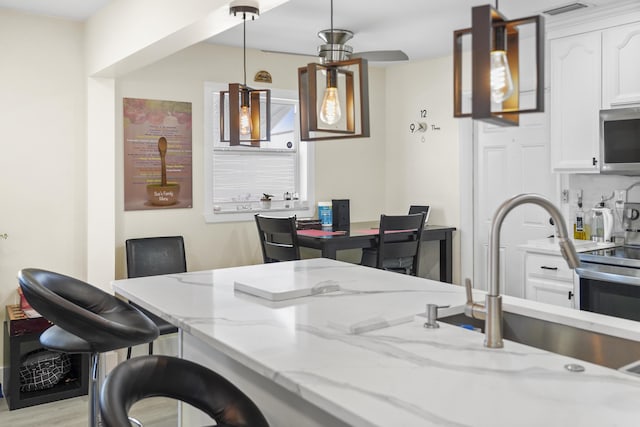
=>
[296,221,456,283]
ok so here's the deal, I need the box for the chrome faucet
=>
[465,194,580,348]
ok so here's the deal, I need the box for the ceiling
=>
[0,0,631,61]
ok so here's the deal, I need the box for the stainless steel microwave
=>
[600,107,640,175]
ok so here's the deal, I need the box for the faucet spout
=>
[470,193,580,349]
[489,193,578,297]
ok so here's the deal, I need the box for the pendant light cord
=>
[243,12,247,86]
[330,0,334,57]
[330,0,333,35]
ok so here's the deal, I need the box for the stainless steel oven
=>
[578,247,640,322]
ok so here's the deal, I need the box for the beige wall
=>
[0,10,86,367]
[384,56,461,283]
[0,11,86,315]
[115,43,388,277]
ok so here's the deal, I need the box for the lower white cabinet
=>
[524,252,576,308]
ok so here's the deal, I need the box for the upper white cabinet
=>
[550,32,601,173]
[602,21,640,108]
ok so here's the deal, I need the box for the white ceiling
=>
[0,0,631,60]
[0,0,109,21]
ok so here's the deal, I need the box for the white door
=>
[473,95,555,298]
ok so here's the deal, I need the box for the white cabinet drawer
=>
[525,277,575,308]
[525,253,573,282]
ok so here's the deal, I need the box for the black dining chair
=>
[361,212,426,275]
[18,268,159,427]
[125,236,186,359]
[408,205,430,223]
[254,214,301,263]
[100,355,269,427]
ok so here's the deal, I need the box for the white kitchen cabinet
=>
[602,21,640,108]
[524,251,576,308]
[550,31,601,173]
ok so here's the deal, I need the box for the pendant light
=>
[453,3,544,126]
[298,0,370,141]
[220,2,270,146]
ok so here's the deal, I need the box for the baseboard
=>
[101,350,118,380]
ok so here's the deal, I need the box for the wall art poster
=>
[123,98,193,211]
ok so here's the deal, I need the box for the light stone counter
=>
[112,258,640,427]
[518,237,618,255]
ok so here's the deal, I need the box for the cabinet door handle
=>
[592,157,598,166]
[568,291,574,300]
[540,266,558,271]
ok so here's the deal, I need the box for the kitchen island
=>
[112,258,640,426]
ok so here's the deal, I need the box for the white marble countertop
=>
[112,258,640,426]
[518,237,618,255]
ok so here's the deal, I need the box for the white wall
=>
[0,10,85,367]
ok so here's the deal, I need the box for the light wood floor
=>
[0,394,178,426]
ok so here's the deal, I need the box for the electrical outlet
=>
[561,189,570,203]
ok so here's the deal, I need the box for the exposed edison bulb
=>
[319,87,342,125]
[490,50,514,103]
[239,105,252,135]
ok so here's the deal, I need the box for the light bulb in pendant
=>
[490,50,514,103]
[239,105,252,135]
[320,87,341,125]
[319,68,341,125]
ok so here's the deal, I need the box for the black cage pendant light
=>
[220,2,270,146]
[298,0,370,141]
[453,1,544,126]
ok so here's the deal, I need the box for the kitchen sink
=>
[439,311,640,370]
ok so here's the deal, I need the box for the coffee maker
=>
[624,202,640,246]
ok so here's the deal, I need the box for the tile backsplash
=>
[568,174,640,241]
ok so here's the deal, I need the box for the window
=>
[204,83,314,223]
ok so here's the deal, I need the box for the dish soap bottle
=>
[574,194,587,240]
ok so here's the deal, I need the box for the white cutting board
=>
[233,258,349,301]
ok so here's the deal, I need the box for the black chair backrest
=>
[17,269,159,353]
[376,213,426,275]
[126,236,187,278]
[408,205,430,221]
[99,355,270,427]
[254,215,300,263]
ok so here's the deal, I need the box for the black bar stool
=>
[100,355,270,427]
[18,268,159,427]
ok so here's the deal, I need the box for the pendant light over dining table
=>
[220,2,270,146]
[453,1,544,126]
[298,0,370,141]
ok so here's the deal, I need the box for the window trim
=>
[203,82,315,223]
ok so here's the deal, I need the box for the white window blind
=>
[212,151,297,209]
[203,83,314,223]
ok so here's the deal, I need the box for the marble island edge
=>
[112,258,640,427]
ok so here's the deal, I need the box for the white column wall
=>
[87,78,116,289]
